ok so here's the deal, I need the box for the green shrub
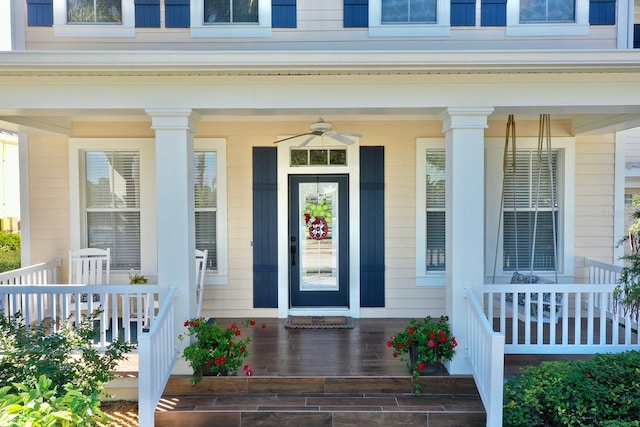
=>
[504,351,640,426]
[0,375,105,427]
[0,311,135,424]
[0,231,20,272]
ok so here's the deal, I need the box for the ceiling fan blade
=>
[327,133,356,145]
[272,132,313,144]
[334,130,366,138]
[298,134,317,147]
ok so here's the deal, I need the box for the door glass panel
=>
[299,181,339,291]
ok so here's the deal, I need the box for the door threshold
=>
[288,307,351,317]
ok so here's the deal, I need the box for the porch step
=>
[155,375,486,427]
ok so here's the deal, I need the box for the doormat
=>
[285,316,354,329]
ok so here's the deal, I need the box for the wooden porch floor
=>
[116,317,598,379]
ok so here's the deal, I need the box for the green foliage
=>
[179,318,264,384]
[0,375,105,427]
[0,232,20,272]
[504,351,640,426]
[0,311,135,424]
[303,198,333,225]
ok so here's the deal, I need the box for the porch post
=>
[440,107,493,375]
[147,108,199,374]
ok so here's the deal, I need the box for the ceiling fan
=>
[273,119,366,147]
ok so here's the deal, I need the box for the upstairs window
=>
[205,0,258,23]
[382,0,436,24]
[520,0,575,23]
[67,0,122,23]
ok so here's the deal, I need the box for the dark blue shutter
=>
[273,0,296,28]
[253,148,278,308]
[451,0,475,26]
[360,147,385,307]
[165,0,190,28]
[27,0,53,27]
[135,0,160,27]
[634,24,640,49]
[481,0,506,26]
[344,0,368,28]
[589,0,615,25]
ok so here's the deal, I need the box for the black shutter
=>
[481,0,506,26]
[253,148,278,308]
[135,0,160,28]
[344,0,369,28]
[273,0,297,28]
[27,0,53,27]
[165,0,190,28]
[360,146,385,307]
[589,0,616,25]
[451,0,476,26]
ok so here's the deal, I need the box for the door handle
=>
[290,245,297,266]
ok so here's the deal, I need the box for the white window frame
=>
[484,137,575,281]
[416,138,446,286]
[191,0,272,38]
[506,0,589,36]
[369,0,450,37]
[194,138,228,286]
[69,139,155,284]
[53,0,135,37]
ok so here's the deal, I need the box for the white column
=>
[147,108,198,374]
[440,107,493,375]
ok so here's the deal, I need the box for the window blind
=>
[503,150,558,271]
[194,152,218,271]
[85,151,141,269]
[426,150,446,272]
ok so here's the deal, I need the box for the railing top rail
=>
[584,257,623,273]
[483,283,618,292]
[0,259,62,280]
[145,286,178,335]
[0,284,161,294]
[465,287,502,337]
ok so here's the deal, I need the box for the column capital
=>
[146,108,200,132]
[438,107,494,132]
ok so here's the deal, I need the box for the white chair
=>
[67,248,110,339]
[195,249,208,317]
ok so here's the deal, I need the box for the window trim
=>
[506,0,589,36]
[70,139,155,284]
[194,138,228,286]
[416,138,446,286]
[53,0,136,37]
[484,137,575,281]
[369,0,451,37]
[191,0,273,37]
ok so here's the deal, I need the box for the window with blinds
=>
[503,149,558,271]
[194,151,218,271]
[426,150,446,272]
[85,151,141,270]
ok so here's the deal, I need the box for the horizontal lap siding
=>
[574,134,616,282]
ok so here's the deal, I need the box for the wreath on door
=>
[303,199,332,241]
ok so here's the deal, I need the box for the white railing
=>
[483,282,639,354]
[0,258,61,285]
[585,257,623,285]
[465,287,504,427]
[138,286,178,427]
[0,284,161,347]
